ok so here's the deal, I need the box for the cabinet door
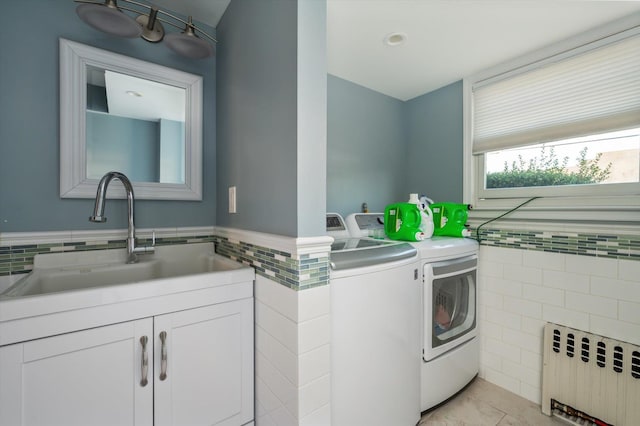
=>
[0,319,153,426]
[154,298,254,426]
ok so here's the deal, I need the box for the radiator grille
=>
[542,323,640,426]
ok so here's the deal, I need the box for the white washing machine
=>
[345,213,480,412]
[327,214,422,426]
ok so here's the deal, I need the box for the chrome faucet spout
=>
[89,171,154,263]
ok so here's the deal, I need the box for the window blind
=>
[472,32,640,155]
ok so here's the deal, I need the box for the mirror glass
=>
[85,66,186,184]
[60,39,203,200]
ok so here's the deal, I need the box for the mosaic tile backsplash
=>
[1,227,635,290]
[214,236,330,291]
[475,228,640,260]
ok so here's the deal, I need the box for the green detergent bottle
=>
[384,203,426,242]
[430,203,472,238]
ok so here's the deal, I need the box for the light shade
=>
[76,2,142,38]
[164,32,214,59]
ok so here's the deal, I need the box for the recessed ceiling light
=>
[384,32,407,46]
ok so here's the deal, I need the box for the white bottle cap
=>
[408,193,419,204]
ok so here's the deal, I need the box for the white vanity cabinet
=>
[154,298,254,426]
[0,297,254,426]
[0,319,154,426]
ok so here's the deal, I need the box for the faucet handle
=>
[131,231,156,257]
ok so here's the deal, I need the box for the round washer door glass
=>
[432,271,476,348]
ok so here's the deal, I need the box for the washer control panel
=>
[326,213,350,239]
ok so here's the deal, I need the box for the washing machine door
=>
[423,255,477,361]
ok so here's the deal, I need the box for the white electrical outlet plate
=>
[229,186,237,213]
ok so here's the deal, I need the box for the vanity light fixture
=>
[75,0,217,59]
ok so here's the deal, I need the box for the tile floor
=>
[419,378,564,425]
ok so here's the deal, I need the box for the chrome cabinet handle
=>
[159,331,168,381]
[140,336,149,387]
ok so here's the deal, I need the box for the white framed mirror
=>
[59,38,203,200]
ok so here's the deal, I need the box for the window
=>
[464,18,640,225]
[484,128,640,192]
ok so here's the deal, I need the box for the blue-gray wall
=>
[159,119,186,184]
[86,112,160,182]
[216,0,327,237]
[405,81,464,203]
[216,0,297,237]
[327,75,407,217]
[0,0,216,233]
[327,76,463,217]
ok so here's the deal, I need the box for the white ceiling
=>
[105,71,185,122]
[159,0,640,101]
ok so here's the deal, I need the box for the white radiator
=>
[542,323,640,426]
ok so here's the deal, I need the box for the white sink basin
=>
[2,260,160,297]
[1,243,247,298]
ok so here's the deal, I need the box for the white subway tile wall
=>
[619,260,640,281]
[619,300,640,325]
[478,245,640,406]
[254,276,331,426]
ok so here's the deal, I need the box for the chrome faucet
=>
[89,171,155,263]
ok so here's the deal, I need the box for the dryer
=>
[345,213,479,412]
